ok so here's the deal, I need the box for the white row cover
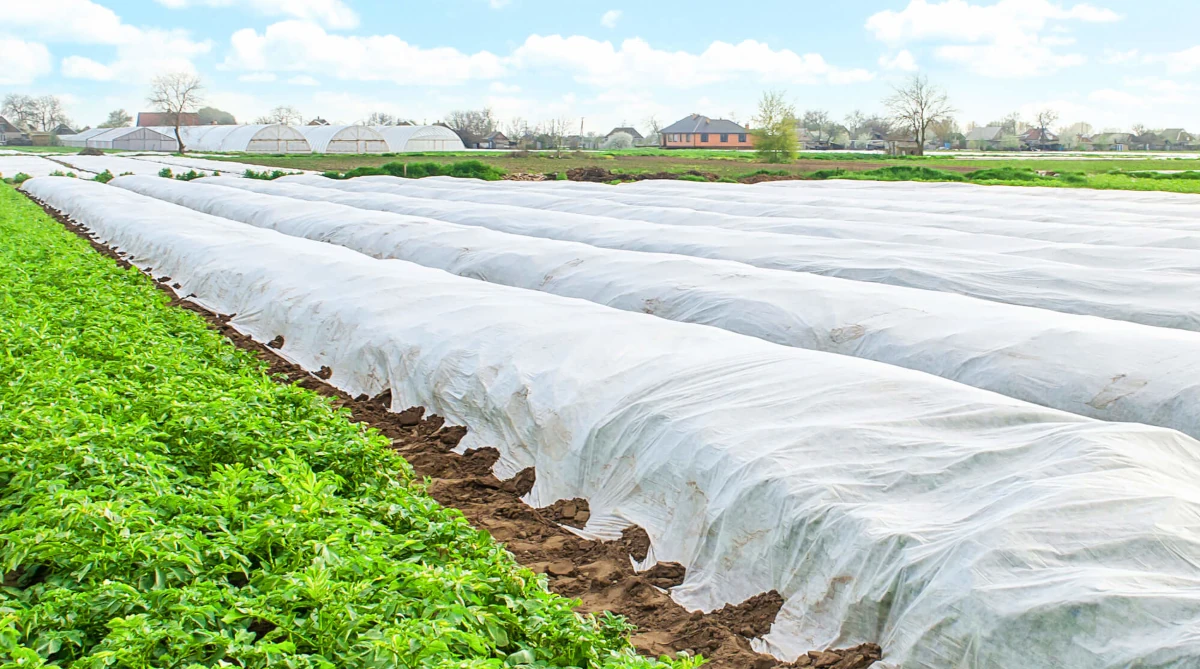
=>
[394,176,1200,250]
[26,176,1200,669]
[117,174,1200,440]
[272,174,1200,332]
[125,154,314,177]
[51,154,218,178]
[147,124,311,153]
[0,155,94,178]
[296,125,388,154]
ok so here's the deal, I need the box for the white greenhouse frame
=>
[373,125,465,153]
[84,127,179,151]
[60,128,109,148]
[298,125,388,154]
[150,125,312,153]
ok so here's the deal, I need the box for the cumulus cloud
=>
[288,74,320,86]
[1152,45,1200,73]
[489,81,521,93]
[601,10,622,28]
[1099,47,1139,64]
[61,28,211,82]
[510,35,873,87]
[223,21,506,85]
[154,0,358,30]
[878,49,918,71]
[866,0,1120,77]
[0,39,53,85]
[239,72,277,82]
[7,0,138,44]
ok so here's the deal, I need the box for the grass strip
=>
[0,183,691,669]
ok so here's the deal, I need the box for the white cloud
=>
[878,49,918,71]
[1088,88,1147,108]
[6,0,138,44]
[488,0,510,7]
[154,0,358,30]
[601,10,622,28]
[288,74,320,86]
[1152,45,1200,74]
[489,81,521,93]
[866,0,1119,77]
[511,35,873,88]
[1098,47,1139,64]
[224,21,506,85]
[239,72,277,82]
[0,39,53,85]
[61,28,212,82]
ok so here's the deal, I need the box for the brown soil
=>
[28,190,882,669]
[562,166,724,183]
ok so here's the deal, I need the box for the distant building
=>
[307,117,330,126]
[659,114,752,149]
[1019,127,1061,150]
[604,126,644,143]
[964,126,1004,149]
[481,131,510,150]
[50,123,76,136]
[136,111,202,127]
[0,116,28,145]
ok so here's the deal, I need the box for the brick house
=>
[659,114,752,149]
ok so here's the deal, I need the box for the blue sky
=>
[4,0,1199,134]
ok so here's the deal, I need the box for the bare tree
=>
[362,111,409,126]
[2,94,36,129]
[802,109,833,142]
[1131,122,1148,136]
[255,105,303,126]
[445,108,497,137]
[883,74,954,155]
[505,116,530,141]
[1035,109,1059,146]
[643,115,662,146]
[99,109,133,128]
[844,110,866,140]
[148,72,204,152]
[542,116,572,151]
[3,94,71,132]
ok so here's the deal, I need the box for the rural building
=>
[50,123,76,136]
[149,124,311,153]
[1089,132,1133,151]
[605,127,644,143]
[480,131,510,150]
[61,126,179,151]
[299,125,388,154]
[374,125,467,152]
[1160,129,1193,150]
[964,126,1004,149]
[659,114,752,149]
[1020,128,1061,150]
[137,111,202,127]
[307,117,330,126]
[885,137,921,156]
[0,116,27,145]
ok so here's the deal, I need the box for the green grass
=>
[809,165,1200,193]
[0,183,691,669]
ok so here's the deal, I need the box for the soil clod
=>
[267,335,285,349]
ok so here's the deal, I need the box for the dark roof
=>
[308,117,329,126]
[137,111,201,127]
[605,126,644,139]
[485,131,508,140]
[964,126,1002,141]
[660,114,748,135]
[0,116,23,134]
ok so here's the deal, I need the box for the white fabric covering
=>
[25,176,1200,669]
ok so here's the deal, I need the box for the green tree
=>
[752,90,797,163]
[99,109,132,128]
[197,106,236,125]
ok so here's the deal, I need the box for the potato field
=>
[5,167,1200,669]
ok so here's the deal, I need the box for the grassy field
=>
[0,182,687,669]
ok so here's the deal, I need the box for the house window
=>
[738,134,747,142]
[700,133,709,142]
[720,134,729,142]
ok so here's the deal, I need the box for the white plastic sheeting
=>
[59,128,110,147]
[73,127,178,151]
[0,155,94,178]
[148,124,311,153]
[51,154,215,177]
[297,125,387,154]
[373,125,465,152]
[124,154,314,177]
[116,174,1200,439]
[354,175,1200,251]
[255,175,1200,332]
[26,176,1200,669]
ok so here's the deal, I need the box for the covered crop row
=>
[0,182,676,669]
[24,177,1200,668]
[247,175,1200,332]
[115,174,1200,440]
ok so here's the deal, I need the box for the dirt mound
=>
[36,194,883,669]
[564,167,723,183]
[78,147,104,156]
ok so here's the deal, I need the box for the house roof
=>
[605,126,644,139]
[964,126,1003,141]
[136,111,202,127]
[660,114,749,135]
[0,116,23,134]
[1020,128,1058,142]
[485,131,508,140]
[1160,128,1190,142]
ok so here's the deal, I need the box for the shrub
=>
[965,167,1048,182]
[243,168,294,180]
[677,174,709,182]
[859,166,966,182]
[330,160,505,181]
[93,170,115,184]
[12,173,32,184]
[555,171,568,180]
[174,169,202,181]
[158,167,174,178]
[602,132,635,150]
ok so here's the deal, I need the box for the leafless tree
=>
[362,111,409,126]
[643,115,662,146]
[1131,122,1148,136]
[542,116,572,151]
[445,108,497,137]
[505,116,530,141]
[148,72,204,152]
[2,94,71,132]
[802,109,834,142]
[255,105,303,126]
[884,74,955,155]
[844,110,866,140]
[1035,109,1059,146]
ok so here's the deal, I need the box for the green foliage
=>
[92,170,115,184]
[675,174,709,182]
[243,169,297,180]
[327,160,505,181]
[157,167,174,178]
[174,169,203,181]
[11,173,32,185]
[1114,170,1200,181]
[964,167,1051,182]
[555,172,568,181]
[752,90,798,164]
[0,184,688,669]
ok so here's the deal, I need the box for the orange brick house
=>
[660,114,753,149]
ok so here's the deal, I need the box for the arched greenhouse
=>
[150,124,311,153]
[373,125,465,152]
[298,125,388,154]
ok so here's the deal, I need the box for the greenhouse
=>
[60,128,109,148]
[298,125,388,154]
[373,125,465,152]
[149,124,311,153]
[81,127,178,151]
